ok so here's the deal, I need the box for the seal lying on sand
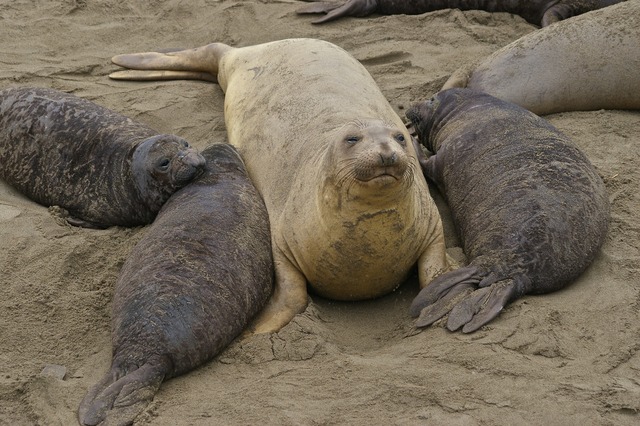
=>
[443,0,640,115]
[296,0,624,26]
[0,87,205,228]
[110,38,452,333]
[406,89,609,333]
[78,144,273,426]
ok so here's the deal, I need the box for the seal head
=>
[132,134,206,215]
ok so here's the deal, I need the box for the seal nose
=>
[182,150,206,169]
[379,151,398,166]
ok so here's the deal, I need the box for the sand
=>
[0,1,638,425]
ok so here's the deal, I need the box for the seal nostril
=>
[379,152,398,166]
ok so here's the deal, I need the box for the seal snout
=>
[379,150,398,167]
[173,149,207,186]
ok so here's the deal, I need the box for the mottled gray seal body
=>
[297,0,624,25]
[109,38,452,334]
[406,89,609,333]
[78,144,274,425]
[0,87,205,228]
[443,1,640,115]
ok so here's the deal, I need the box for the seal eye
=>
[157,158,171,171]
[394,133,406,146]
[345,136,360,146]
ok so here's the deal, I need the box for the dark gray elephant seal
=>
[78,143,273,426]
[297,0,624,26]
[443,1,640,115]
[405,88,609,333]
[0,87,205,228]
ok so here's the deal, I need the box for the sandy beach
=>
[0,1,638,424]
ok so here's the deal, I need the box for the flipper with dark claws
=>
[296,0,378,24]
[446,279,520,333]
[410,265,483,318]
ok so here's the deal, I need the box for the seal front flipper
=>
[65,216,106,229]
[78,359,167,425]
[296,0,379,24]
[246,249,309,335]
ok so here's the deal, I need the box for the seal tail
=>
[109,43,232,83]
[78,357,169,426]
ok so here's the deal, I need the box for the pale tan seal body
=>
[110,38,452,333]
[443,0,640,115]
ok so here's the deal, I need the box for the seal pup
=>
[405,88,609,333]
[0,87,205,228]
[442,0,640,115]
[296,0,624,26]
[109,38,452,333]
[78,143,274,426]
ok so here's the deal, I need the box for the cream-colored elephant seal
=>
[110,38,453,333]
[443,0,640,115]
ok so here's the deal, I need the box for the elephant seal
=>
[296,0,624,26]
[78,143,273,426]
[0,87,205,228]
[109,38,452,333]
[405,88,609,333]
[443,0,640,115]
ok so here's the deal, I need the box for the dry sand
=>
[0,1,638,425]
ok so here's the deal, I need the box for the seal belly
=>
[307,211,422,300]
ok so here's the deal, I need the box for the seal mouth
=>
[357,171,402,185]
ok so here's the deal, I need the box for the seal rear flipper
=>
[110,43,233,83]
[415,282,475,328]
[296,0,378,24]
[446,278,522,333]
[78,360,167,426]
[109,70,217,82]
[410,265,483,317]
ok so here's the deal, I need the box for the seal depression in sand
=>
[406,88,610,333]
[442,0,640,115]
[296,0,624,26]
[78,144,274,426]
[110,38,452,333]
[0,87,205,228]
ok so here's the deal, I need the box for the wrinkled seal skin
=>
[0,87,205,228]
[443,1,640,115]
[78,144,274,426]
[406,89,610,333]
[109,38,452,334]
[296,0,624,25]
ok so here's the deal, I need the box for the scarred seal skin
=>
[78,143,274,426]
[406,88,610,333]
[108,38,453,334]
[296,0,624,26]
[0,87,205,228]
[442,1,640,115]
